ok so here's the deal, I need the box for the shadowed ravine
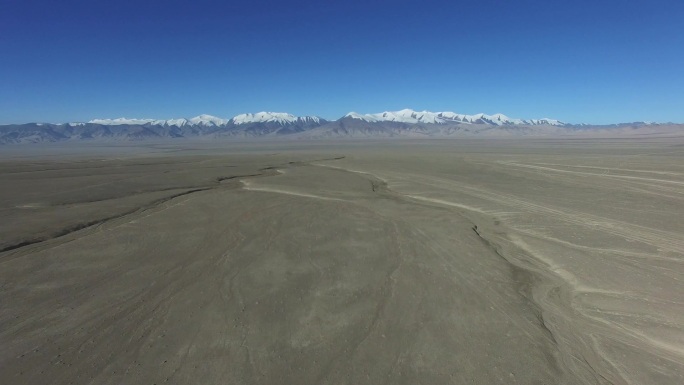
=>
[1,141,683,385]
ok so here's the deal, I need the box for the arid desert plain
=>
[1,137,683,385]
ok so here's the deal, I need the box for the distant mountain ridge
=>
[344,109,565,126]
[74,110,562,127]
[0,109,674,144]
[84,112,322,128]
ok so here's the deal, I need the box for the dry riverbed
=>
[1,138,683,384]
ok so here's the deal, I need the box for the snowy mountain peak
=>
[232,112,321,125]
[88,118,158,126]
[344,109,565,126]
[78,112,324,128]
[345,112,378,122]
[77,109,564,129]
[232,112,296,125]
[345,109,449,124]
[162,118,190,127]
[188,114,229,126]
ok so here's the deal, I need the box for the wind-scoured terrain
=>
[1,138,683,384]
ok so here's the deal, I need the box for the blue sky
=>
[1,0,683,124]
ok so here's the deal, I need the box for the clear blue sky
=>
[1,0,683,124]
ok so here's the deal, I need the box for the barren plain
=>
[1,137,683,384]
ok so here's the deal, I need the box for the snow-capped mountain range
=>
[232,112,322,126]
[77,110,562,127]
[344,109,564,126]
[85,113,319,127]
[1,109,671,144]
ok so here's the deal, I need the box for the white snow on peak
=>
[161,118,189,127]
[78,110,564,128]
[344,112,379,122]
[528,118,564,126]
[84,115,228,127]
[300,116,321,123]
[232,112,320,125]
[346,109,456,124]
[188,114,229,126]
[234,112,296,125]
[80,112,322,127]
[88,118,158,125]
[344,109,565,126]
[382,109,444,124]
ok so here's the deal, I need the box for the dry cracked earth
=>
[1,138,683,384]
